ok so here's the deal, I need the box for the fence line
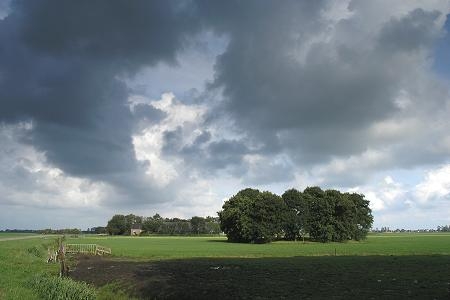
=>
[65,244,111,255]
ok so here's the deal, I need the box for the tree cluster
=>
[105,213,220,236]
[437,225,450,232]
[218,187,373,243]
[106,214,142,235]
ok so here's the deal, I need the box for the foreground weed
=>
[28,273,96,300]
[97,283,139,300]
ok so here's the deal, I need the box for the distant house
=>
[131,224,142,236]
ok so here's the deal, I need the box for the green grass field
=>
[66,233,450,259]
[0,238,58,300]
[0,233,39,239]
[1,233,450,299]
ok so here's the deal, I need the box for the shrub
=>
[27,273,96,300]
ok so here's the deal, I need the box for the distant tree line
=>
[1,229,37,234]
[371,225,450,233]
[0,228,82,234]
[219,187,374,243]
[105,213,221,236]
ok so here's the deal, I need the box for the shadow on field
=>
[206,238,312,243]
[70,255,450,300]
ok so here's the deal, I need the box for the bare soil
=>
[69,255,450,300]
[69,255,172,298]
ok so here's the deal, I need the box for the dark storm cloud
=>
[132,104,166,125]
[205,139,250,169]
[162,127,250,172]
[378,9,441,53]
[132,103,167,133]
[209,9,392,132]
[151,1,448,186]
[198,3,445,169]
[13,0,200,70]
[161,127,184,156]
[155,0,331,179]
[147,0,389,178]
[0,0,201,183]
[0,0,448,206]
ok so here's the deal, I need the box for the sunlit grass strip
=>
[67,233,450,259]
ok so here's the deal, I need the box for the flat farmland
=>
[67,233,450,259]
[0,232,39,239]
[67,233,450,299]
[1,233,450,299]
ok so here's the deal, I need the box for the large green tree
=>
[106,214,127,235]
[303,187,373,242]
[305,187,335,242]
[125,214,142,234]
[218,188,285,243]
[281,188,309,241]
[106,214,143,235]
[346,192,373,240]
[142,214,164,233]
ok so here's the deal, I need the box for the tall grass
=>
[0,238,58,299]
[0,237,97,300]
[27,274,96,300]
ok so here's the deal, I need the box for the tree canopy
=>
[218,188,285,243]
[219,187,373,243]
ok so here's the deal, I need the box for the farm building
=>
[131,224,142,236]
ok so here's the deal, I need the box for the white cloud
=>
[132,93,207,187]
[347,164,450,228]
[311,149,390,186]
[349,175,408,212]
[0,123,108,209]
[414,164,450,205]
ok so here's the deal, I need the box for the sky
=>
[0,0,450,230]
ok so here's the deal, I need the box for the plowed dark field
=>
[70,254,450,299]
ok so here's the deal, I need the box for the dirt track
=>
[0,235,58,242]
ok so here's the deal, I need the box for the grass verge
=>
[27,273,96,300]
[0,238,58,299]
